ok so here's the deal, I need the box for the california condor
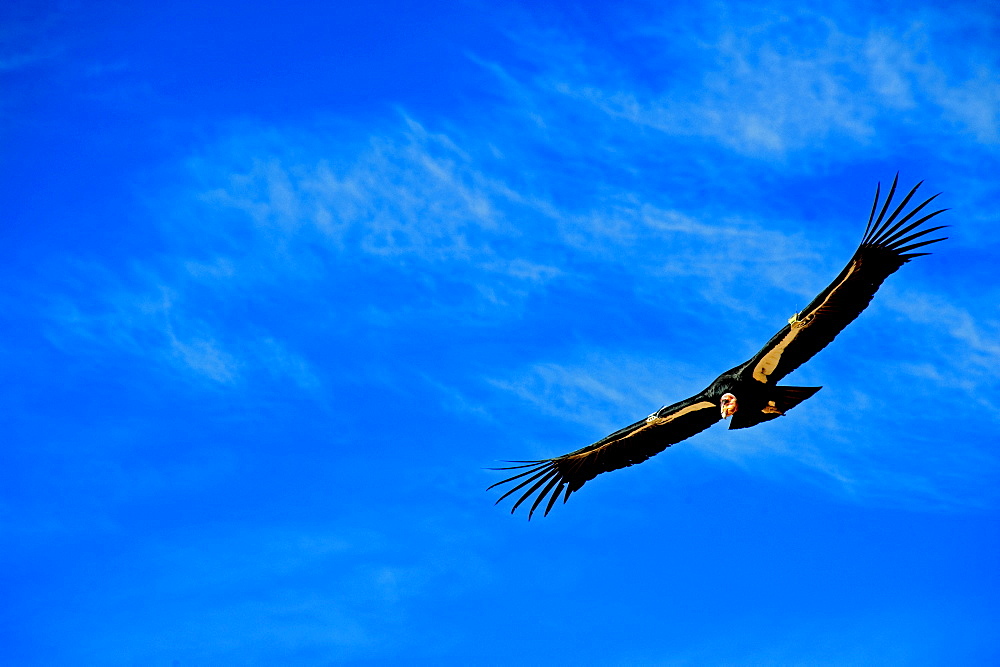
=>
[490,175,948,518]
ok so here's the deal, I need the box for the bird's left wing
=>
[741,175,947,386]
[489,395,720,518]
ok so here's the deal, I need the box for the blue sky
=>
[3,0,999,664]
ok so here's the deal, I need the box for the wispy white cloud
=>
[45,273,241,386]
[884,289,1000,400]
[43,262,323,395]
[494,2,999,167]
[486,353,708,439]
[198,118,514,269]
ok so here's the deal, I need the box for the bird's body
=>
[490,175,948,518]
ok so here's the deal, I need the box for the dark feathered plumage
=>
[489,175,948,518]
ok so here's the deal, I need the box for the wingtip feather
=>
[860,177,948,259]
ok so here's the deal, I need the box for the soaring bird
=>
[489,175,947,518]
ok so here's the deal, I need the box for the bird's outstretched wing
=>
[489,395,720,518]
[741,174,948,386]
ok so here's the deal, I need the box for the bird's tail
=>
[729,385,822,430]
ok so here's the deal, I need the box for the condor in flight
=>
[490,175,948,518]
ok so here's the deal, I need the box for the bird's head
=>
[720,393,738,419]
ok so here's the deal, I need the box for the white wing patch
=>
[752,321,807,383]
[751,260,861,383]
[644,400,716,427]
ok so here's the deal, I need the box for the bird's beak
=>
[720,393,738,419]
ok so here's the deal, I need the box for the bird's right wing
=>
[489,395,720,518]
[740,175,947,387]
